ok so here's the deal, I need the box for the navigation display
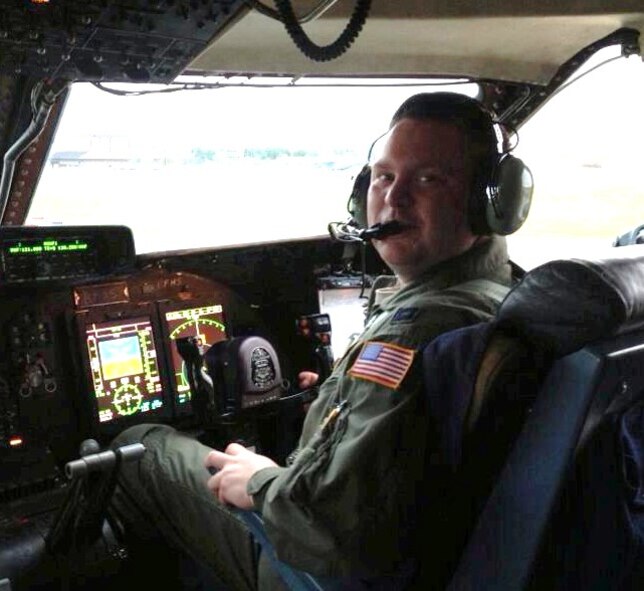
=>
[85,316,164,423]
[164,304,227,406]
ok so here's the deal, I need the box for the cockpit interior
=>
[0,1,643,589]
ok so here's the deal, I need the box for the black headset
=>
[347,92,534,236]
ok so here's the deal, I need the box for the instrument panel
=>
[0,224,341,527]
[0,266,261,454]
[71,280,244,437]
[0,224,336,590]
[0,267,286,533]
[0,254,276,516]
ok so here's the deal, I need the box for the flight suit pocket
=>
[288,401,351,509]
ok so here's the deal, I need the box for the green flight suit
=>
[111,236,511,590]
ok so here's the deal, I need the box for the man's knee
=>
[111,422,176,450]
[112,423,214,498]
[110,423,182,503]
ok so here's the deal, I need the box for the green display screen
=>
[6,238,90,255]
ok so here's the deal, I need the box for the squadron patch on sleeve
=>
[348,341,415,389]
[392,307,420,323]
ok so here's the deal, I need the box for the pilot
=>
[111,92,528,589]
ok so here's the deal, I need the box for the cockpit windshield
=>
[27,78,478,254]
[26,49,644,268]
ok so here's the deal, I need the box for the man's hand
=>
[205,443,278,510]
[298,371,319,389]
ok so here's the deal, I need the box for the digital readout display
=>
[6,238,90,255]
[1,236,97,282]
[85,317,164,423]
[164,304,227,405]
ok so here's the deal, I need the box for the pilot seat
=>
[420,245,644,590]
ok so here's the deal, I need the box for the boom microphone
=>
[358,221,405,241]
[327,220,405,243]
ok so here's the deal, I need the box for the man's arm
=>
[239,301,503,577]
[204,372,322,510]
[205,295,503,577]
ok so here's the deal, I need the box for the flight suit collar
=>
[368,236,510,318]
[406,235,510,290]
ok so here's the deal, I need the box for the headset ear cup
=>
[347,164,371,228]
[485,154,534,235]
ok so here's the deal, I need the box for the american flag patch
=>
[348,341,415,389]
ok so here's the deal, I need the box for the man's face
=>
[366,117,478,284]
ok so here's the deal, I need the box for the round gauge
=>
[112,383,144,416]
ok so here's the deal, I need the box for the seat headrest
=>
[497,246,644,357]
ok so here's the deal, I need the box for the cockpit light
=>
[9,436,24,447]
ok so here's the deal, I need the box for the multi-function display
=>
[164,304,227,405]
[85,317,164,423]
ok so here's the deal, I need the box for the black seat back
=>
[422,246,644,590]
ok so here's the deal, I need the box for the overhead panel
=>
[188,0,644,84]
[0,0,248,83]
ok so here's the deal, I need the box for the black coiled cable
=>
[273,0,372,62]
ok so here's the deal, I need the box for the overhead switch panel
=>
[0,0,247,82]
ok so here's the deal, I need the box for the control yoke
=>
[175,335,288,425]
